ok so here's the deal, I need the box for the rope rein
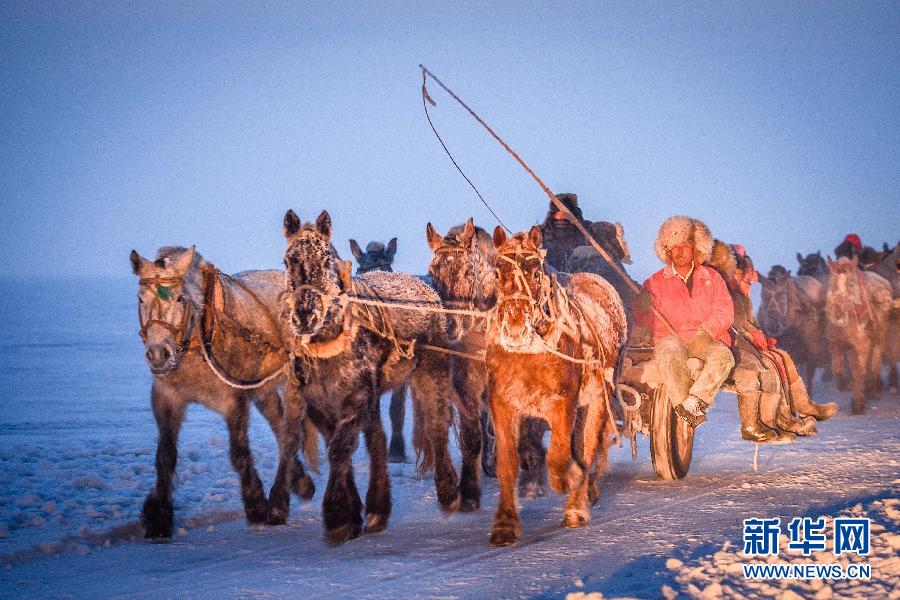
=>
[419,65,679,339]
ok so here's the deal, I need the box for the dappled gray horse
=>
[349,237,409,463]
[269,210,459,544]
[130,246,315,538]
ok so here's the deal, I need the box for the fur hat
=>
[707,239,737,279]
[549,193,583,221]
[654,215,713,264]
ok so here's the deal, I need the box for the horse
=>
[824,255,893,413]
[427,218,549,508]
[349,237,408,463]
[796,251,829,282]
[269,210,460,543]
[873,243,899,392]
[757,265,827,391]
[485,225,626,546]
[129,246,316,538]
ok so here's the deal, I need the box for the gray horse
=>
[268,210,460,543]
[130,246,315,538]
[349,237,409,463]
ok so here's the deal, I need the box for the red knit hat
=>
[844,234,862,250]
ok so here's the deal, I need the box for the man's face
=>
[670,241,695,269]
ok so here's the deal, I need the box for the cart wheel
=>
[650,384,695,480]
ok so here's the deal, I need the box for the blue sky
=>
[1,1,897,283]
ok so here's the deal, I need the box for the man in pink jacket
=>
[634,216,735,427]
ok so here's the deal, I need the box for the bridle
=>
[495,248,554,336]
[429,243,491,337]
[137,274,196,349]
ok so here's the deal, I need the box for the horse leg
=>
[831,342,848,391]
[411,351,460,513]
[453,364,484,512]
[803,360,817,394]
[850,343,868,414]
[564,397,604,529]
[387,384,408,463]
[323,406,363,544]
[545,396,579,495]
[488,395,521,547]
[266,383,304,525]
[255,391,314,501]
[866,338,885,399]
[480,408,497,479]
[225,397,268,524]
[363,392,391,533]
[142,384,186,539]
[517,417,548,499]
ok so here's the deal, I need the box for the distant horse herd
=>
[130,213,899,546]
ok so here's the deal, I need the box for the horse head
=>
[758,265,793,336]
[492,225,551,352]
[825,255,867,326]
[426,218,496,343]
[349,237,397,275]
[283,209,352,337]
[130,245,201,374]
[796,251,828,280]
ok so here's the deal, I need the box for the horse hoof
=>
[460,497,480,513]
[266,506,289,526]
[325,522,362,545]
[851,403,865,415]
[588,484,601,507]
[519,482,547,500]
[245,502,269,524]
[364,513,389,534]
[143,522,173,540]
[562,509,589,529]
[293,475,316,501]
[489,529,519,547]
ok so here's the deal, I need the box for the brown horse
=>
[825,256,893,413]
[486,226,626,546]
[130,246,315,538]
[427,219,549,509]
[269,210,459,543]
[349,237,408,463]
[874,242,899,392]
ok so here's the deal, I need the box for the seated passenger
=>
[633,216,735,427]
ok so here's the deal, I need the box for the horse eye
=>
[177,295,185,303]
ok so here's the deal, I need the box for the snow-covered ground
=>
[0,278,897,598]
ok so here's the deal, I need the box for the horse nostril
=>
[160,347,171,361]
[145,349,154,362]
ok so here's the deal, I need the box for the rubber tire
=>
[650,384,695,480]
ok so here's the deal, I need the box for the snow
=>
[0,278,898,598]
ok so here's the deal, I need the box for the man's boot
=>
[737,392,779,443]
[758,392,796,444]
[775,398,816,436]
[789,378,838,421]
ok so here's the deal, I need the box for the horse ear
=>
[130,250,148,276]
[492,226,507,248]
[460,218,475,247]
[338,259,353,290]
[884,242,890,253]
[816,250,822,257]
[284,210,301,238]
[386,237,397,257]
[528,225,542,249]
[758,274,770,288]
[796,252,803,263]
[171,246,195,274]
[349,239,362,260]
[316,210,332,239]
[826,255,835,270]
[426,223,443,252]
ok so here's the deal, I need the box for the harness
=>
[429,243,492,337]
[137,274,196,350]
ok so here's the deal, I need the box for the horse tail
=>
[302,417,320,474]
[410,390,434,475]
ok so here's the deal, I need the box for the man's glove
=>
[750,329,768,351]
[687,329,714,358]
[634,291,654,313]
[767,336,778,348]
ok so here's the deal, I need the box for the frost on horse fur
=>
[485,225,626,546]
